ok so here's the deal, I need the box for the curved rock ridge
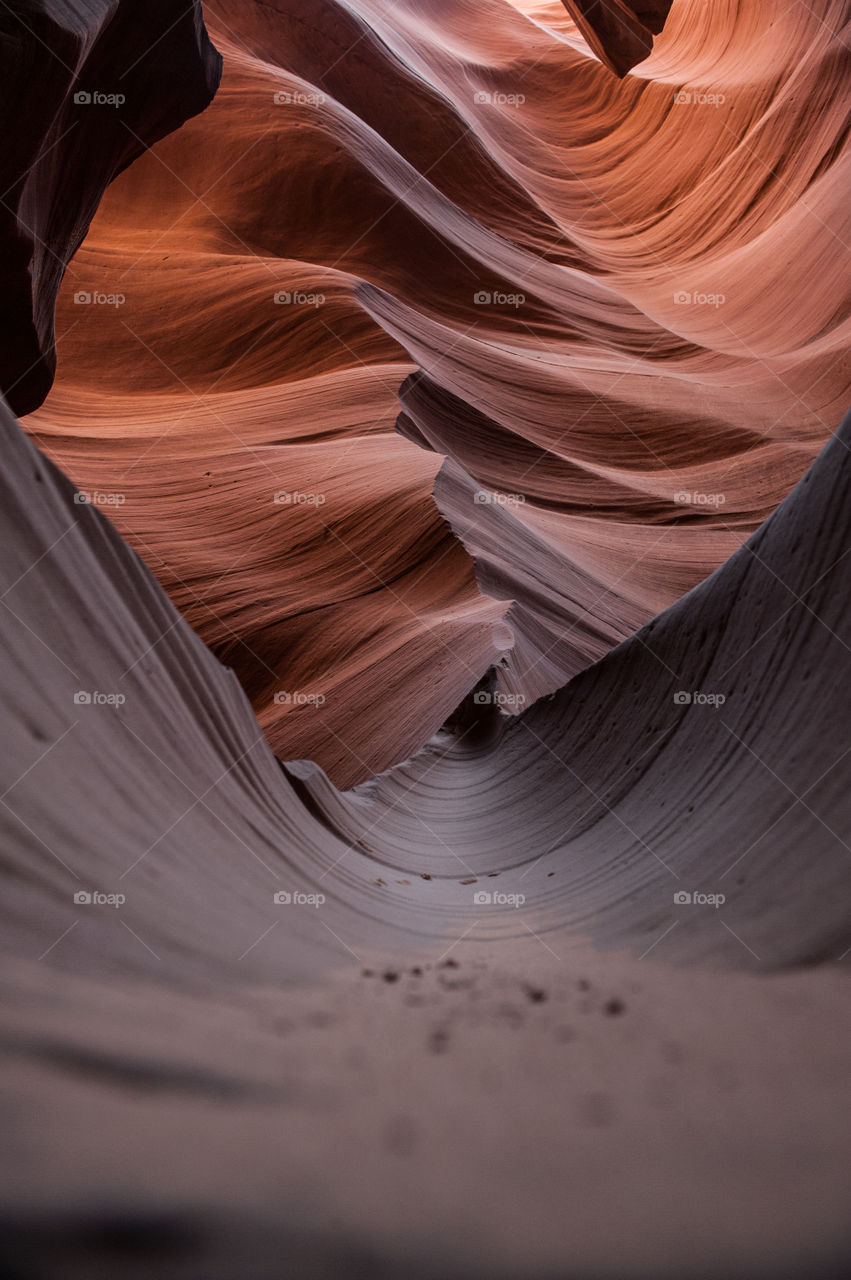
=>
[3,389,850,976]
[24,0,851,784]
[2,385,851,1274]
[2,4,851,1276]
[0,0,222,416]
[296,404,851,971]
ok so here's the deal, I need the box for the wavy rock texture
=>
[0,0,222,416]
[1,391,851,1273]
[3,1,851,1274]
[25,0,851,782]
[7,389,851,976]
